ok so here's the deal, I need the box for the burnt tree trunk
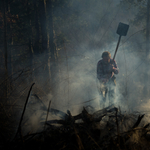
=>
[46,0,56,94]
[39,0,47,53]
[39,0,51,92]
[144,0,150,98]
[3,0,8,99]
[33,0,40,54]
[27,2,33,82]
[7,1,13,92]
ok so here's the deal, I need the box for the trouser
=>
[98,78,116,107]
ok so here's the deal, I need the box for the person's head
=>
[102,51,111,63]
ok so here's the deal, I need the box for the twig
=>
[32,94,47,110]
[132,114,145,129]
[144,123,150,129]
[73,125,85,150]
[13,83,35,141]
[44,100,51,130]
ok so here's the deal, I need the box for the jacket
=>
[97,58,119,81]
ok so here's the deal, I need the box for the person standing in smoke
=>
[97,51,119,107]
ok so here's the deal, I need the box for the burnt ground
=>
[1,104,150,150]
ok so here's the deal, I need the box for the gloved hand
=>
[108,64,115,72]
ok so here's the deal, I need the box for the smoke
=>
[10,0,150,135]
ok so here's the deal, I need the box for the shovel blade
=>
[116,22,129,36]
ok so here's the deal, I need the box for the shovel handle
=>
[104,35,121,83]
[113,35,121,61]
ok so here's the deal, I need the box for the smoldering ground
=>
[10,0,150,136]
[21,40,149,135]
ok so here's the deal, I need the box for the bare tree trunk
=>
[7,1,13,92]
[28,35,33,81]
[3,0,8,99]
[146,0,150,56]
[46,0,56,94]
[27,2,33,83]
[39,0,51,93]
[39,0,47,53]
[144,0,150,98]
[33,0,40,54]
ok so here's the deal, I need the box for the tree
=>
[2,0,8,98]
[46,0,57,94]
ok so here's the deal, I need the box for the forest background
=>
[0,0,150,139]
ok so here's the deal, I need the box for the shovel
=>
[103,22,129,83]
[113,22,129,60]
